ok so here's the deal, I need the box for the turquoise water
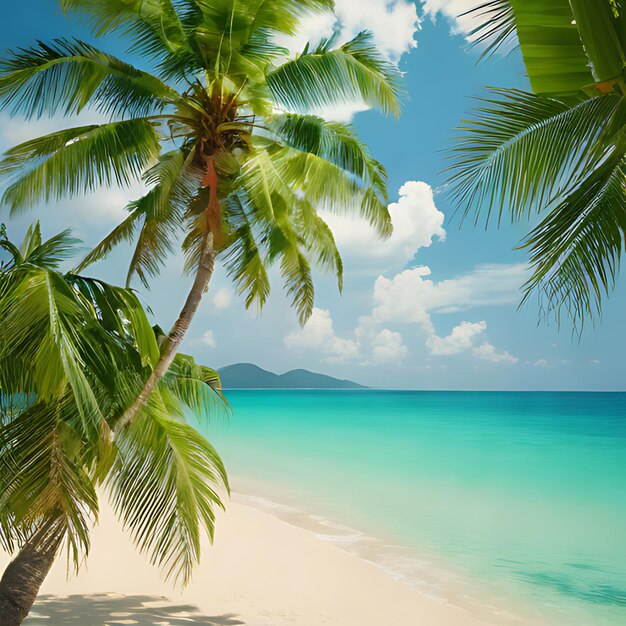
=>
[204,391,626,625]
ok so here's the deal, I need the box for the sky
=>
[0,1,624,390]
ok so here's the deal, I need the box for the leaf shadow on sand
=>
[25,593,245,625]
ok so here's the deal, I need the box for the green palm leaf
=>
[446,89,624,223]
[267,113,388,198]
[0,38,179,119]
[0,119,161,211]
[522,155,626,328]
[219,194,271,311]
[0,399,99,568]
[60,0,189,61]
[108,395,228,586]
[267,31,404,116]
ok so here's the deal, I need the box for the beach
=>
[3,390,623,626]
[8,496,495,626]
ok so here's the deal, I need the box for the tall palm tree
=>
[446,0,626,328]
[0,0,401,426]
[0,224,228,626]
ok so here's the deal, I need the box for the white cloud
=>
[590,359,601,366]
[322,180,445,273]
[371,328,409,363]
[285,308,335,348]
[426,320,486,355]
[420,0,487,36]
[193,330,216,348]
[333,0,420,59]
[325,336,361,362]
[213,287,233,310]
[285,308,407,364]
[473,342,518,364]
[288,1,420,60]
[372,263,527,331]
[370,264,523,362]
[533,358,549,368]
[285,308,359,362]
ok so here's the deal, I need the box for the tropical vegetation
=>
[0,224,228,626]
[447,0,626,328]
[0,0,401,428]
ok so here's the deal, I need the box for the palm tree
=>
[0,224,228,626]
[0,0,400,427]
[446,0,626,328]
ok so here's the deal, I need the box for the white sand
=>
[2,499,512,626]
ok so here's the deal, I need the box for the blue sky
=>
[1,1,624,390]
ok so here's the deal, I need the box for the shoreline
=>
[230,484,545,626]
[2,486,551,626]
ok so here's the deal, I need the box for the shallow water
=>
[203,390,626,625]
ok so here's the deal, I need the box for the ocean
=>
[203,390,626,625]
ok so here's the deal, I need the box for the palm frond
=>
[219,194,271,312]
[462,0,517,61]
[60,0,189,61]
[75,213,140,273]
[0,399,99,568]
[465,0,596,97]
[267,31,404,117]
[24,228,81,270]
[445,89,624,224]
[66,275,161,369]
[126,150,202,286]
[0,38,179,119]
[263,194,315,325]
[161,352,228,422]
[294,198,343,291]
[267,113,388,197]
[0,267,104,430]
[521,154,626,329]
[108,394,228,586]
[0,119,161,211]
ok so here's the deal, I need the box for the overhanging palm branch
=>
[448,1,626,328]
[0,225,228,587]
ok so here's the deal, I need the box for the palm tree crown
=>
[0,0,400,320]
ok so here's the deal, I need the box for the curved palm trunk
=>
[117,231,215,430]
[0,521,64,626]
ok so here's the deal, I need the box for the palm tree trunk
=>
[117,231,216,430]
[0,520,64,626]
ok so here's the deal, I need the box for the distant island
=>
[218,363,366,389]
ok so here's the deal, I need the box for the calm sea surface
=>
[203,390,626,625]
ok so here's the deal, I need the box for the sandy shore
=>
[2,498,511,626]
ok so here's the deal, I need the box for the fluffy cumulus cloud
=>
[285,307,335,348]
[212,287,233,310]
[285,308,407,364]
[473,341,518,364]
[371,328,410,363]
[289,0,420,60]
[372,263,527,330]
[192,330,216,349]
[322,181,445,273]
[420,0,486,36]
[371,264,524,362]
[426,320,486,355]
